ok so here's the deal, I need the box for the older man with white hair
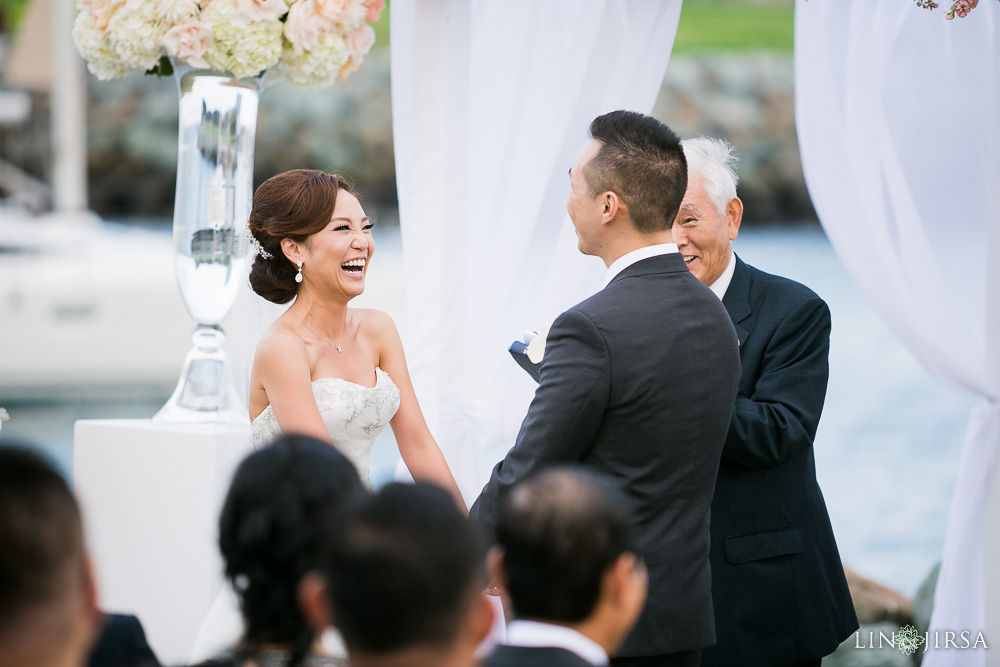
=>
[671,137,858,667]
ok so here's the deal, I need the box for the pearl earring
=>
[295,260,303,283]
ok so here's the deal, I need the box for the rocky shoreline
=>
[3,51,812,224]
[828,565,940,666]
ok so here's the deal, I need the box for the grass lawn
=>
[675,1,795,53]
[1,0,31,33]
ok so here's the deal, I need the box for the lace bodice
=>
[249,368,400,484]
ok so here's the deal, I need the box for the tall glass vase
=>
[154,62,261,423]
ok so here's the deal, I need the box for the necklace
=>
[290,309,345,353]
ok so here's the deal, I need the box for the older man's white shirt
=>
[708,250,736,300]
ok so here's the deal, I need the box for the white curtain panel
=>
[794,1,999,663]
[390,0,683,500]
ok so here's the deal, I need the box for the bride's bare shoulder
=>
[352,308,400,343]
[254,318,309,370]
[352,308,397,331]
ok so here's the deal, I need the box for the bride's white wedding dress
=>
[248,368,401,484]
[186,369,400,662]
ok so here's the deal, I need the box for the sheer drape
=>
[794,1,999,662]
[390,0,683,500]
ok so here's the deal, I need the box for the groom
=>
[471,111,741,666]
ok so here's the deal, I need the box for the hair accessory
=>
[246,228,273,259]
[295,260,303,283]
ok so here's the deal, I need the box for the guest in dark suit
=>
[87,613,159,667]
[672,136,859,667]
[303,483,494,667]
[484,468,648,667]
[471,111,742,667]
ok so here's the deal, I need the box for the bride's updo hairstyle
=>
[248,169,354,304]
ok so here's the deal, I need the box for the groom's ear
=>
[600,190,622,225]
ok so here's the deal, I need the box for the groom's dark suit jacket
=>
[701,256,858,667]
[471,252,741,657]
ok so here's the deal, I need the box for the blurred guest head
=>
[488,467,648,657]
[0,444,99,667]
[248,169,359,304]
[219,434,365,664]
[304,483,493,667]
[567,110,687,262]
[672,136,744,286]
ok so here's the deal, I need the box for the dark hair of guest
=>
[586,110,688,234]
[494,466,637,623]
[0,444,83,636]
[322,483,486,654]
[218,434,365,665]
[248,169,354,304]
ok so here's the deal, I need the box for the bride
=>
[187,170,466,662]
[245,169,464,506]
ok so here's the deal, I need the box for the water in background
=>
[0,224,974,597]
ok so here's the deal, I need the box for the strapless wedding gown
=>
[186,369,400,662]
[248,368,401,484]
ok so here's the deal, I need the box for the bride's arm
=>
[369,311,467,513]
[255,330,331,444]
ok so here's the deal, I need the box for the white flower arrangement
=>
[72,0,385,88]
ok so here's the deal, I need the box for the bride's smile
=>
[299,190,375,298]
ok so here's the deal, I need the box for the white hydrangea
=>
[201,0,283,79]
[72,9,133,80]
[157,0,201,25]
[73,0,377,87]
[105,0,169,73]
[277,28,350,88]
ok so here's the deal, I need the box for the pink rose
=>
[363,0,384,23]
[236,0,289,22]
[315,0,349,23]
[88,0,125,33]
[338,56,360,82]
[347,23,375,58]
[284,0,333,54]
[162,20,214,69]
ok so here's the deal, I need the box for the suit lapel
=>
[722,254,752,347]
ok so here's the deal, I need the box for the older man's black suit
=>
[701,256,858,667]
[471,252,741,658]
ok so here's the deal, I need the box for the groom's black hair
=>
[494,466,638,623]
[321,482,486,654]
[586,110,687,234]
